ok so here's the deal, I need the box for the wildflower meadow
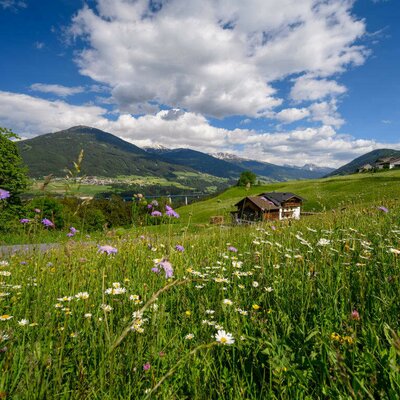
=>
[1,198,400,398]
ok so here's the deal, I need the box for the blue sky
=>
[0,0,399,167]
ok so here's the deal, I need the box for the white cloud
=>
[308,100,345,128]
[69,0,366,118]
[2,90,398,168]
[30,83,85,97]
[0,91,107,135]
[0,0,26,10]
[275,108,310,124]
[290,76,347,102]
[226,126,400,167]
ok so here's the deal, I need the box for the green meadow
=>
[177,169,400,224]
[1,170,400,398]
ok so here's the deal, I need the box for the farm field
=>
[1,193,400,398]
[27,171,231,199]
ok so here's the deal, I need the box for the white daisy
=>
[215,330,235,345]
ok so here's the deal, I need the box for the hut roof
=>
[235,196,279,211]
[257,192,304,207]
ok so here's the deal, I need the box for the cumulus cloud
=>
[0,91,107,135]
[308,100,345,128]
[30,83,85,97]
[275,108,310,124]
[290,76,347,102]
[227,126,400,167]
[69,0,367,118]
[2,91,399,168]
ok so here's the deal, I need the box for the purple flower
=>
[0,189,10,200]
[20,218,30,224]
[143,362,151,371]
[34,208,41,213]
[151,267,160,274]
[165,205,173,211]
[165,208,179,218]
[147,204,153,209]
[228,246,238,253]
[41,218,54,228]
[271,225,276,231]
[98,245,117,255]
[175,245,185,252]
[151,210,162,217]
[67,232,75,237]
[69,227,78,234]
[157,259,174,279]
[378,206,389,213]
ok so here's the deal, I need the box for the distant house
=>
[358,164,373,173]
[232,192,304,223]
[375,157,400,170]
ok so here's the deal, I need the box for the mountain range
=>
[17,125,334,185]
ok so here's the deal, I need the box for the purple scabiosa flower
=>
[151,267,160,274]
[98,245,118,255]
[143,362,151,371]
[41,218,54,228]
[67,232,75,238]
[69,227,78,234]
[147,204,153,209]
[157,259,174,279]
[377,206,389,213]
[20,218,30,224]
[175,245,185,252]
[228,246,238,253]
[151,210,162,217]
[0,189,10,200]
[271,225,276,231]
[165,208,179,218]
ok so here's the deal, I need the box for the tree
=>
[0,127,29,201]
[237,170,257,187]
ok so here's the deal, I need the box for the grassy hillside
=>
[177,169,400,224]
[1,189,399,398]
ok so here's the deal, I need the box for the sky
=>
[0,0,399,168]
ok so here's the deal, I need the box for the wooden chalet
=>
[232,192,304,223]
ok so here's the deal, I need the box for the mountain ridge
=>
[17,125,335,182]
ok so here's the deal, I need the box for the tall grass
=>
[0,202,400,398]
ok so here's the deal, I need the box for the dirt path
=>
[0,243,61,257]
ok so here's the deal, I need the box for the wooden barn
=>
[232,192,304,223]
